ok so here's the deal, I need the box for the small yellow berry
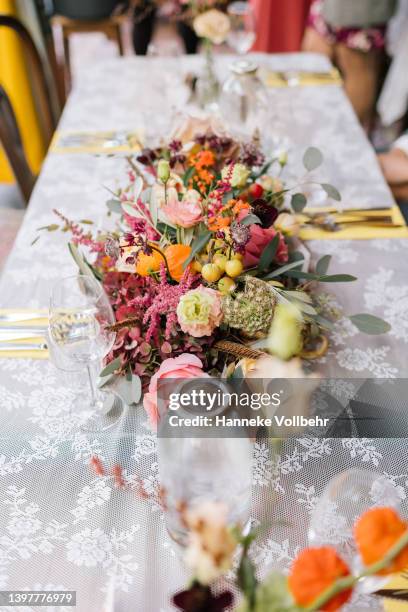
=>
[225,259,243,278]
[202,263,223,283]
[192,260,202,273]
[218,276,236,294]
[213,254,228,272]
[231,252,244,261]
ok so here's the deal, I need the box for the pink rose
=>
[162,189,203,228]
[244,224,288,268]
[143,354,208,429]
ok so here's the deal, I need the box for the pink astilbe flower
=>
[134,264,198,341]
[53,209,104,252]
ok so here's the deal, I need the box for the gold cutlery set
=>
[0,310,49,358]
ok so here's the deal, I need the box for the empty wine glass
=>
[308,469,402,594]
[227,1,256,54]
[49,274,121,430]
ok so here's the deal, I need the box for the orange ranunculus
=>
[288,547,352,611]
[354,507,408,574]
[164,244,192,281]
[135,248,165,276]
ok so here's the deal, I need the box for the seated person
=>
[378,132,408,201]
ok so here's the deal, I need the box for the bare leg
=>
[302,26,334,60]
[335,44,384,129]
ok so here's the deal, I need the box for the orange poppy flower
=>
[164,244,192,281]
[354,507,408,574]
[288,547,352,611]
[136,248,165,276]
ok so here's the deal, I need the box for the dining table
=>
[0,52,407,612]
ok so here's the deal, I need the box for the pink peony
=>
[162,189,203,228]
[143,354,208,429]
[177,286,223,338]
[244,224,288,268]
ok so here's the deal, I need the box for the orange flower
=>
[164,244,192,281]
[233,199,251,215]
[354,507,408,574]
[207,216,231,231]
[136,248,165,276]
[288,547,352,611]
[195,150,215,170]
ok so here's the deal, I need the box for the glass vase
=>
[196,40,220,112]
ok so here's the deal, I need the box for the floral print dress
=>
[307,0,387,51]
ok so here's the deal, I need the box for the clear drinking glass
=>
[308,469,401,594]
[227,1,256,54]
[157,379,253,546]
[49,274,120,430]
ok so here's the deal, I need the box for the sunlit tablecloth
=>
[0,54,407,611]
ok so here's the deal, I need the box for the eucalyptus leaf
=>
[106,199,122,214]
[258,234,280,271]
[321,183,341,202]
[291,193,307,213]
[100,357,121,377]
[98,373,117,389]
[303,146,323,171]
[134,176,143,201]
[349,314,391,335]
[183,230,212,269]
[68,243,96,279]
[282,290,313,303]
[122,202,139,218]
[263,259,304,279]
[319,274,357,282]
[316,254,331,275]
[131,375,142,404]
[240,213,262,226]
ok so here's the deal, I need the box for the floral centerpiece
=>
[42,122,390,420]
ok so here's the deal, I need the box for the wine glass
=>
[49,274,121,430]
[227,1,256,55]
[308,469,401,594]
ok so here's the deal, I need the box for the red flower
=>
[243,224,288,268]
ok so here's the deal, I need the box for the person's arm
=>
[378,134,408,186]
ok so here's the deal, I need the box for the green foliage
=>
[349,313,391,335]
[291,193,307,213]
[106,199,122,214]
[258,234,280,271]
[303,146,323,171]
[321,183,341,201]
[315,255,331,275]
[183,230,212,269]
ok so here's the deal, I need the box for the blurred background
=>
[1,0,408,272]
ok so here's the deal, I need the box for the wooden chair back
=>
[0,14,56,146]
[0,85,36,204]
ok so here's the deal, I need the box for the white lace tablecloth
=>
[0,54,407,611]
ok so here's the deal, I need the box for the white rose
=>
[193,9,230,45]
